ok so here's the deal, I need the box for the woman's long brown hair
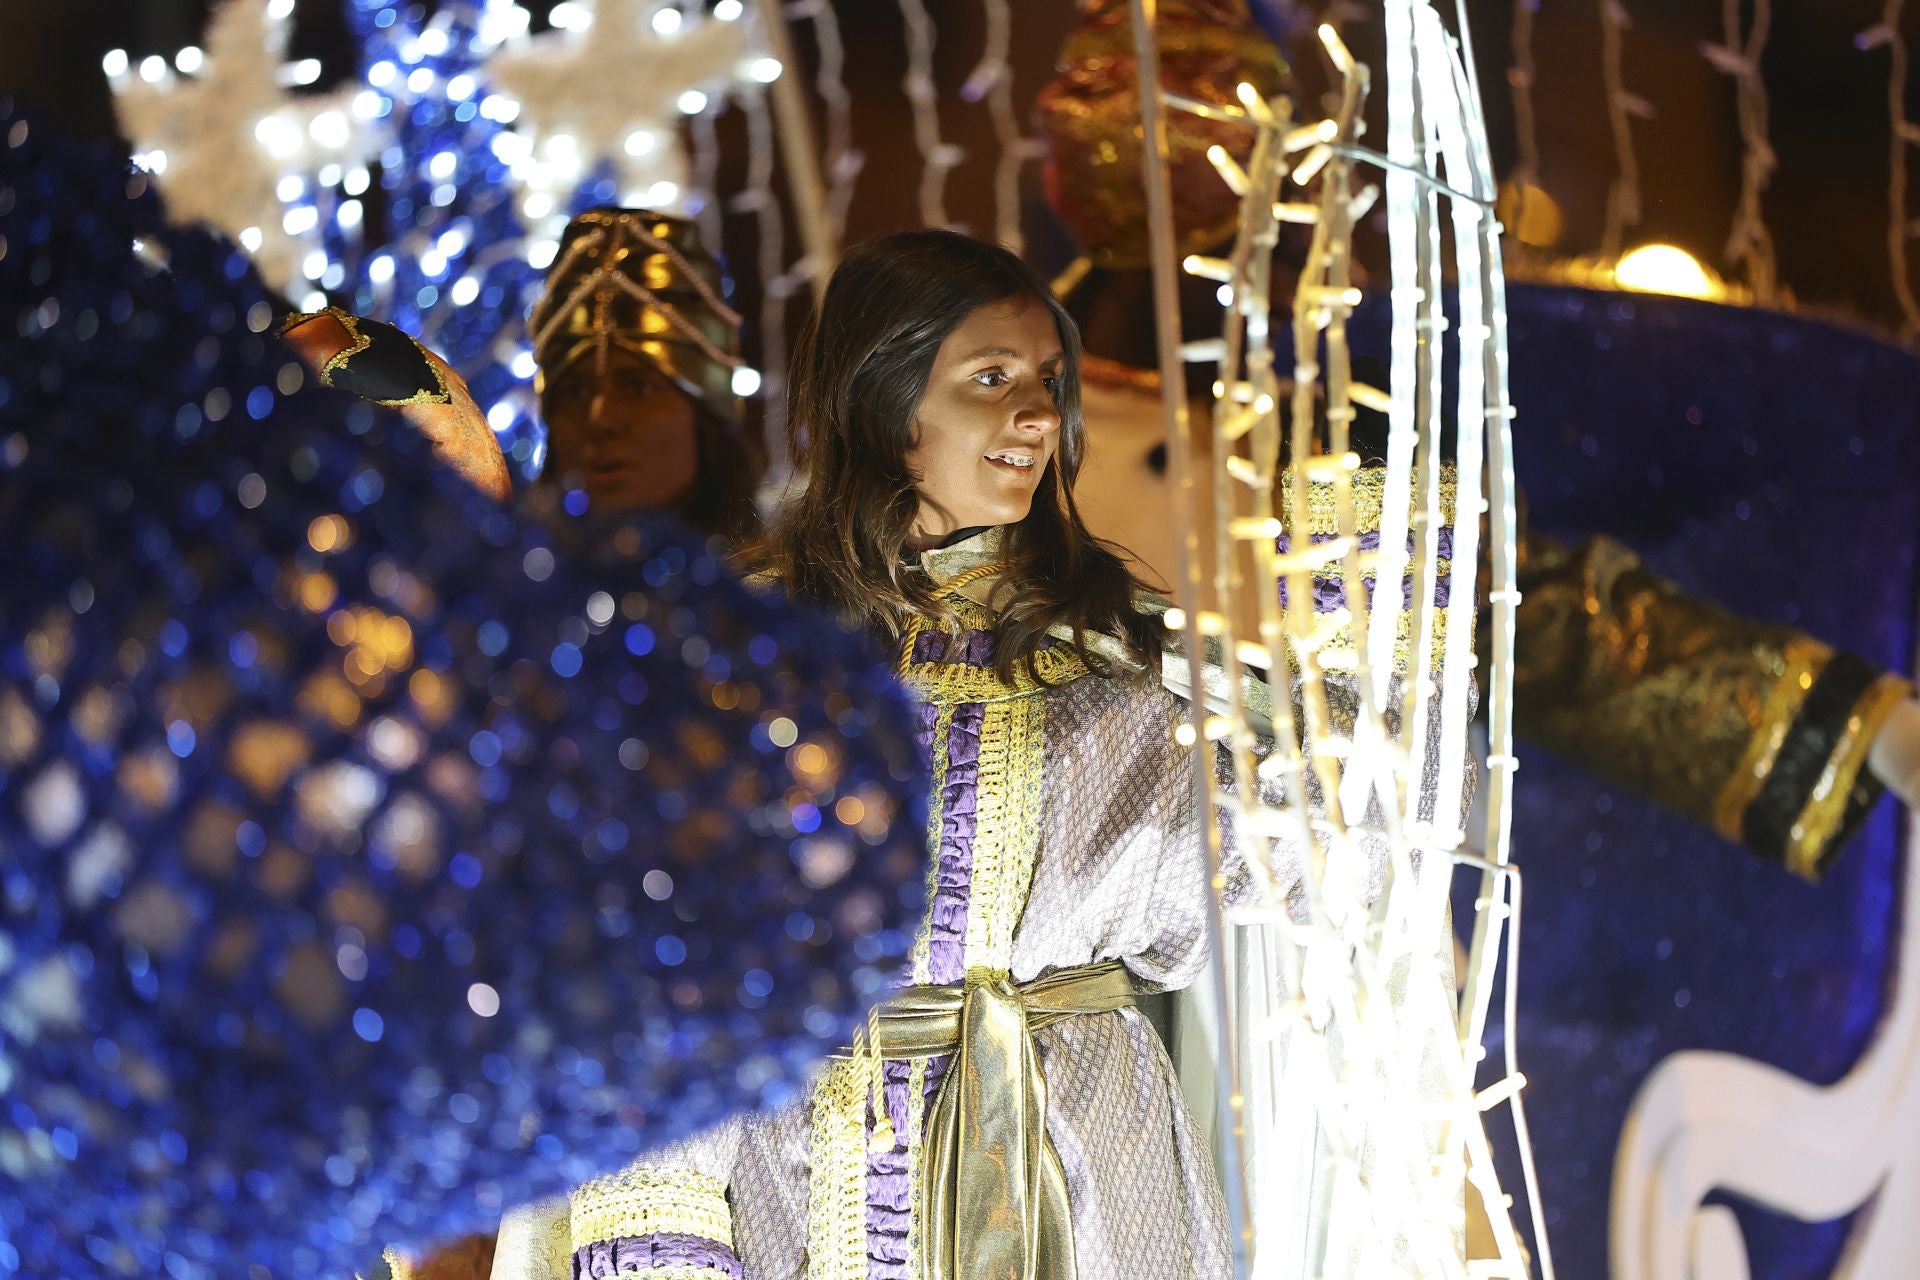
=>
[753,229,1158,683]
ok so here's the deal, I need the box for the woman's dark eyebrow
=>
[960,346,1066,366]
[960,345,1022,362]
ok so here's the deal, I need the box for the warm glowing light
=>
[175,45,204,74]
[747,57,783,84]
[1612,243,1723,300]
[714,0,743,18]
[731,366,762,396]
[677,89,709,115]
[651,7,682,34]
[102,49,129,78]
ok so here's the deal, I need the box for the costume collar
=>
[916,525,1008,591]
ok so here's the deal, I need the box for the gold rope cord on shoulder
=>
[898,561,1012,677]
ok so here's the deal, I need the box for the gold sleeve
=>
[1507,532,1913,879]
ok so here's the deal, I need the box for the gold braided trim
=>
[904,1054,931,1275]
[1708,636,1830,842]
[963,693,1046,973]
[570,1167,732,1252]
[1785,673,1917,880]
[900,644,1091,706]
[806,1057,871,1280]
[1278,464,1459,539]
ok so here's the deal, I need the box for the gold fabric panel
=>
[810,963,1139,1280]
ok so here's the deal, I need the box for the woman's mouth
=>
[984,449,1037,473]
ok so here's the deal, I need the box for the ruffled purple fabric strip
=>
[913,626,997,667]
[864,1055,954,1278]
[924,698,984,987]
[572,1231,744,1278]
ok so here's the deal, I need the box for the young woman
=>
[487,228,1290,1280]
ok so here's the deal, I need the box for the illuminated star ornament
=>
[484,0,766,226]
[109,0,382,296]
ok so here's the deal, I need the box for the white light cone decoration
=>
[109,0,382,296]
[1139,1,1553,1276]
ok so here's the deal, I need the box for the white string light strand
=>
[1860,2,1920,339]
[897,0,961,228]
[739,83,791,465]
[1597,0,1652,260]
[965,0,1040,253]
[1702,0,1777,303]
[787,0,862,246]
[689,93,725,253]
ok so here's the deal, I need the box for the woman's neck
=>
[907,523,993,552]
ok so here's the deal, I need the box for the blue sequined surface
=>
[1335,286,1920,1279]
[0,104,928,1278]
[1498,287,1918,1280]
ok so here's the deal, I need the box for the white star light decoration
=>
[108,0,383,296]
[486,0,769,234]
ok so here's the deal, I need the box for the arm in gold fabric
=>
[1507,532,1914,879]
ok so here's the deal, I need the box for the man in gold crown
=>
[526,206,763,542]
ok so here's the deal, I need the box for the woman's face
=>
[906,297,1065,541]
[541,350,699,512]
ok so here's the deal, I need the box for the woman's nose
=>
[1013,386,1060,436]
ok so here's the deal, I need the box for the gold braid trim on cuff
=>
[1784,673,1916,880]
[807,1056,871,1280]
[569,1167,732,1252]
[1707,636,1831,843]
[1279,464,1459,538]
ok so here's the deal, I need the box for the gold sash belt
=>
[864,960,1139,1280]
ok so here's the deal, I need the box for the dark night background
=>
[7,1,1920,335]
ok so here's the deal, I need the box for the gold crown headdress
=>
[527,208,744,426]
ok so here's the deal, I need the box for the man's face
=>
[540,349,700,513]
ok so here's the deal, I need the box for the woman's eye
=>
[1041,375,1061,396]
[972,370,1010,388]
